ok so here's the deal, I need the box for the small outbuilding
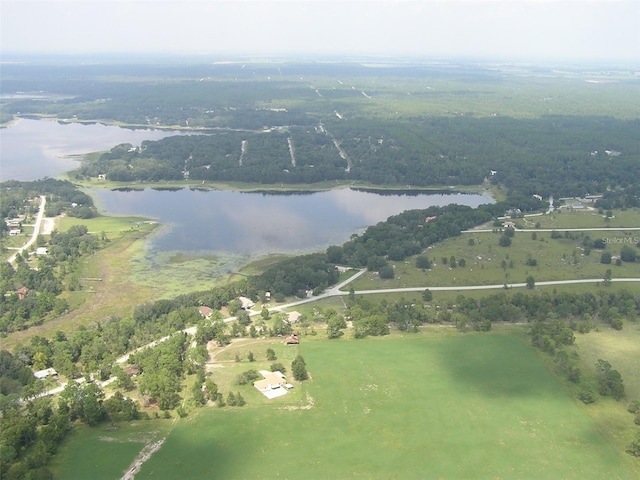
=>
[238,296,254,310]
[33,368,57,380]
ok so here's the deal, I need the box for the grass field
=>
[519,208,640,230]
[52,420,173,479]
[348,227,640,291]
[51,333,637,480]
[576,323,640,401]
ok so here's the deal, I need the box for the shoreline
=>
[68,173,496,198]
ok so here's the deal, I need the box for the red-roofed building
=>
[285,334,299,345]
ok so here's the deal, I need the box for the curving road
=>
[7,195,47,265]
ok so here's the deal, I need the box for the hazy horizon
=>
[1,1,638,65]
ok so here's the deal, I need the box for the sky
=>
[1,0,639,63]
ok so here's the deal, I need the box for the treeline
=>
[595,185,640,210]
[341,288,639,338]
[326,201,533,269]
[75,115,640,199]
[252,254,340,298]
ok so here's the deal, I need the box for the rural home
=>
[288,311,301,323]
[285,334,299,345]
[198,306,214,319]
[504,208,521,217]
[502,221,516,229]
[253,370,293,399]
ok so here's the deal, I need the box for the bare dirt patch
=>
[279,393,315,411]
[119,424,175,480]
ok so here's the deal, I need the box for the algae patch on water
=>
[128,246,253,298]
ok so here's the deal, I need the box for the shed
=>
[34,368,58,379]
[238,296,254,310]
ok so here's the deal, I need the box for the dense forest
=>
[75,115,640,199]
[3,62,639,200]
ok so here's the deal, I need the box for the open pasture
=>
[576,323,640,401]
[349,227,640,291]
[130,334,636,479]
[52,420,172,480]
[56,214,155,236]
[519,208,640,230]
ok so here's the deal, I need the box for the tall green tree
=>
[291,355,308,381]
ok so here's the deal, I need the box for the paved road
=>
[463,227,640,233]
[345,277,640,295]
[7,195,47,265]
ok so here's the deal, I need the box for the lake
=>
[0,118,193,181]
[2,117,493,257]
[91,187,493,256]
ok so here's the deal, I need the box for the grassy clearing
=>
[531,322,640,458]
[521,208,640,230]
[349,228,640,291]
[56,214,154,235]
[575,323,640,401]
[126,333,637,479]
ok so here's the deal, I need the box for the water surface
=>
[0,118,192,181]
[92,187,493,256]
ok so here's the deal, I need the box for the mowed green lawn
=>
[132,334,636,480]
